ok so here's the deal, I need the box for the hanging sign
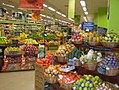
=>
[19,0,44,10]
[82,22,94,32]
[32,10,40,22]
[68,0,75,18]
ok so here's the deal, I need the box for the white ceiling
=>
[0,0,108,23]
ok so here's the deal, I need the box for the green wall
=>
[109,0,119,33]
[94,13,98,25]
[97,7,108,28]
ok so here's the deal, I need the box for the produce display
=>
[86,32,101,43]
[21,44,38,51]
[102,33,119,42]
[0,37,7,44]
[36,58,52,66]
[73,75,102,90]
[23,39,38,44]
[66,48,81,59]
[20,32,28,40]
[97,54,119,75]
[58,72,80,84]
[4,47,21,54]
[44,64,61,77]
[69,32,86,43]
[55,44,75,56]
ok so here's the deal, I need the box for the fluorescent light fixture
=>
[62,14,66,17]
[68,18,74,21]
[40,14,46,17]
[83,16,87,22]
[29,14,32,16]
[43,4,48,7]
[48,7,56,11]
[18,12,23,14]
[59,20,62,22]
[80,0,86,7]
[84,11,88,15]
[83,7,87,11]
[47,16,51,19]
[56,11,62,15]
[2,3,15,8]
[6,12,9,14]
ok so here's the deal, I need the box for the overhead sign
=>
[82,22,94,32]
[68,0,75,18]
[32,10,40,22]
[19,0,44,10]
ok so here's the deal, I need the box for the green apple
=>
[89,83,93,87]
[81,83,85,87]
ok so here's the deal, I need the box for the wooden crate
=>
[35,63,48,90]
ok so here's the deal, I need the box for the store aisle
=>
[0,71,35,90]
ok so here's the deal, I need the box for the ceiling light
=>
[18,12,23,14]
[83,7,87,11]
[2,3,15,8]
[84,11,88,15]
[56,11,62,15]
[48,7,56,11]
[83,16,87,22]
[68,18,74,21]
[47,16,51,19]
[43,4,48,7]
[40,14,46,17]
[80,0,86,7]
[29,14,32,16]
[62,14,66,17]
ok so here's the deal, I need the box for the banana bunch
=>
[20,33,28,40]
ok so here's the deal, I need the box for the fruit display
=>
[86,32,101,43]
[36,58,51,66]
[38,39,47,44]
[23,39,38,44]
[55,44,75,56]
[66,48,81,59]
[45,33,56,40]
[21,44,38,51]
[0,37,7,44]
[48,40,59,45]
[4,47,21,54]
[96,82,115,90]
[20,32,28,40]
[69,32,86,43]
[45,54,54,61]
[97,54,119,75]
[58,72,80,84]
[29,32,43,40]
[73,75,102,90]
[102,33,119,42]
[44,64,61,77]
[55,31,63,37]
[80,49,101,64]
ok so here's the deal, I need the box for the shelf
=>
[0,44,39,48]
[74,43,119,52]
[5,53,22,57]
[75,66,119,84]
[0,20,44,26]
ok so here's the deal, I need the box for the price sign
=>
[97,27,107,35]
[82,22,94,32]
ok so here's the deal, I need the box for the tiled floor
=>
[0,71,35,90]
